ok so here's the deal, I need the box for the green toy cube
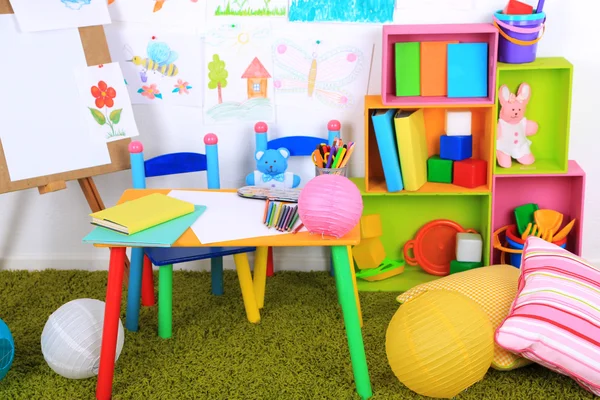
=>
[450,260,483,274]
[427,155,453,183]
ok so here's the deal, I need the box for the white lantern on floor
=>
[41,298,125,379]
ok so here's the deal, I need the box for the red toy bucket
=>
[493,11,546,64]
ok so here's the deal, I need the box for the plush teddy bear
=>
[245,148,301,189]
[496,82,539,168]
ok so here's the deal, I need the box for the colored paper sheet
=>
[104,23,203,107]
[271,25,373,111]
[167,190,306,244]
[108,0,206,28]
[288,0,395,23]
[207,0,287,17]
[203,22,276,124]
[8,0,111,32]
[83,206,206,247]
[74,62,140,143]
[0,15,111,182]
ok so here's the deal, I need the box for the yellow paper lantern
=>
[385,290,493,398]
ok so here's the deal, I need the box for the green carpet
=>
[0,270,594,400]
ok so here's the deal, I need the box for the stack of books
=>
[83,193,205,247]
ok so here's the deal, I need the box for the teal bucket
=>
[493,10,546,64]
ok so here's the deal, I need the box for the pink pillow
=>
[496,237,600,396]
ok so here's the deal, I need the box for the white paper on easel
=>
[167,190,306,244]
[8,0,111,32]
[0,15,111,182]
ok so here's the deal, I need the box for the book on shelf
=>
[394,109,428,191]
[89,193,195,235]
[371,109,404,192]
[83,206,206,247]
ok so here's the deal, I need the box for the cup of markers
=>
[312,138,356,177]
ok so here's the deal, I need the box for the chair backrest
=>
[128,134,220,190]
[253,121,341,156]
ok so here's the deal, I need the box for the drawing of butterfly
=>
[272,39,364,108]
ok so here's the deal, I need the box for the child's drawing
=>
[10,0,110,32]
[108,0,205,27]
[209,0,287,17]
[104,24,203,107]
[204,23,275,123]
[272,36,370,109]
[288,0,395,23]
[62,0,91,10]
[75,63,140,143]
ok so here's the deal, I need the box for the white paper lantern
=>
[41,298,125,379]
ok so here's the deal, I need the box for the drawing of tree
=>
[208,54,228,104]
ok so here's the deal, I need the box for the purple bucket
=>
[494,11,546,64]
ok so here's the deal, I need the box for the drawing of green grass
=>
[215,1,286,16]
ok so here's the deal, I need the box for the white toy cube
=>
[445,111,472,136]
[456,232,482,263]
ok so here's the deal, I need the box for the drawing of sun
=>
[207,24,270,57]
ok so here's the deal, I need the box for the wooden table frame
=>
[92,189,372,400]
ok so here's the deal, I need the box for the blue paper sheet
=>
[288,0,395,23]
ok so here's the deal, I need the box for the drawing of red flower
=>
[91,81,117,108]
[172,79,192,95]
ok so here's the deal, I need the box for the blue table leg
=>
[211,257,224,296]
[126,247,144,332]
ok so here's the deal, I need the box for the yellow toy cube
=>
[353,237,386,270]
[360,214,383,239]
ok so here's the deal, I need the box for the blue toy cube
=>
[447,43,488,98]
[440,135,472,161]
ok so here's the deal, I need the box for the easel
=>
[0,3,132,281]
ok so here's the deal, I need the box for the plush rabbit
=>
[496,83,539,168]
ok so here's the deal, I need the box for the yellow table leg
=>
[233,253,260,324]
[253,246,268,309]
[347,246,363,328]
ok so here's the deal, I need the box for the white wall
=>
[1,0,598,272]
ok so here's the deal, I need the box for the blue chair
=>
[253,121,341,278]
[126,134,256,338]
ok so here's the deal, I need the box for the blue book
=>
[83,206,206,247]
[447,43,489,98]
[371,109,403,192]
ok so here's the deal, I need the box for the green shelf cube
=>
[450,260,483,274]
[427,155,453,183]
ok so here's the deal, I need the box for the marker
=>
[332,146,347,168]
[326,145,336,168]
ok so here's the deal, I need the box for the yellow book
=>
[393,109,428,191]
[90,193,195,235]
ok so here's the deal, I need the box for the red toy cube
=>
[503,0,534,15]
[453,159,487,188]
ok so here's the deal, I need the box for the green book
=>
[395,42,421,96]
[83,206,206,247]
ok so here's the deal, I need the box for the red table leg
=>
[266,247,274,277]
[141,255,155,306]
[96,247,126,400]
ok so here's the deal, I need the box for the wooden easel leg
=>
[79,177,130,284]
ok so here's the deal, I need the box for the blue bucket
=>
[505,227,567,268]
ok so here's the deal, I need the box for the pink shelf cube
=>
[382,23,499,106]
[490,160,586,264]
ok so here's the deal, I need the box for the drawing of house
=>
[241,57,271,99]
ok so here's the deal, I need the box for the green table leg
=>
[158,264,173,339]
[331,245,372,400]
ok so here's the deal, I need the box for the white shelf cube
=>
[446,111,472,136]
[456,232,482,263]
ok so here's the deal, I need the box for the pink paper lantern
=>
[298,174,363,238]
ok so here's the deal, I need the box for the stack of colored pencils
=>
[263,199,302,233]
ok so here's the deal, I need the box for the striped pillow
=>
[496,237,600,396]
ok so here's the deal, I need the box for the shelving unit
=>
[494,58,573,175]
[356,30,585,294]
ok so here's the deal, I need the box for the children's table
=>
[89,189,371,400]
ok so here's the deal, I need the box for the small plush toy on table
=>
[496,82,539,168]
[246,148,301,189]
